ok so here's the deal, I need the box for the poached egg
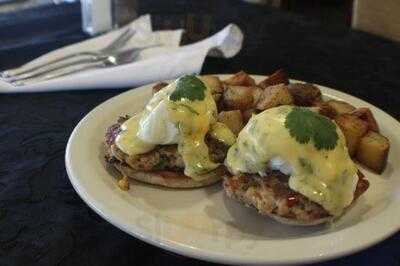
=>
[115,76,235,181]
[225,105,358,216]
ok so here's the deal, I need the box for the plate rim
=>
[65,74,400,265]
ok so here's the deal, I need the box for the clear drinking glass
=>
[81,0,138,35]
[112,0,138,27]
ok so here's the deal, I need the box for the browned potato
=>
[354,170,370,199]
[326,100,356,116]
[242,108,258,123]
[258,68,289,89]
[213,93,222,103]
[287,83,322,106]
[256,84,293,110]
[251,86,264,103]
[152,82,168,94]
[335,114,369,157]
[356,131,389,173]
[351,107,380,132]
[313,100,337,119]
[201,75,223,93]
[222,85,255,110]
[224,71,256,86]
[217,110,244,135]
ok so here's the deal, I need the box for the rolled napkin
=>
[0,15,243,93]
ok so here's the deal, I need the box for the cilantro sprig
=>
[178,103,199,115]
[169,75,206,102]
[285,107,338,150]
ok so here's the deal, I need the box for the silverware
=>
[11,45,159,86]
[1,27,135,79]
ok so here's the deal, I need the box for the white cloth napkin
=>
[0,15,243,93]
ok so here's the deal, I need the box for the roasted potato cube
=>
[224,71,256,86]
[217,110,244,135]
[251,86,264,103]
[258,68,289,89]
[242,108,258,123]
[222,85,255,110]
[201,75,223,93]
[152,82,168,94]
[213,93,222,103]
[326,100,356,116]
[287,83,322,106]
[354,170,370,199]
[256,84,293,110]
[335,114,369,156]
[313,100,337,119]
[356,131,389,173]
[351,107,380,132]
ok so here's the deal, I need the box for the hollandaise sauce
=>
[167,78,220,180]
[115,75,235,181]
[115,113,155,155]
[226,106,358,216]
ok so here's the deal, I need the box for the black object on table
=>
[0,1,400,265]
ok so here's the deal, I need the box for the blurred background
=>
[1,1,400,266]
[2,0,400,66]
[1,0,398,40]
[0,0,354,28]
[2,0,399,67]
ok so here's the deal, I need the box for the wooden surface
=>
[353,0,400,42]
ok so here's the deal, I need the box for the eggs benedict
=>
[105,75,236,188]
[224,105,369,225]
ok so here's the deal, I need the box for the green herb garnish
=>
[178,103,199,115]
[169,75,206,102]
[285,107,338,150]
[298,157,313,174]
[155,154,169,170]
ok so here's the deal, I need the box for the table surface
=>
[1,1,400,265]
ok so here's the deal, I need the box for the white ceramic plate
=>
[65,75,400,265]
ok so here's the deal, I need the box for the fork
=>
[1,28,136,79]
[10,45,160,86]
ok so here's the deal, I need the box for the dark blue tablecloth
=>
[0,1,399,265]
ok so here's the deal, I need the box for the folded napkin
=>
[0,15,243,93]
